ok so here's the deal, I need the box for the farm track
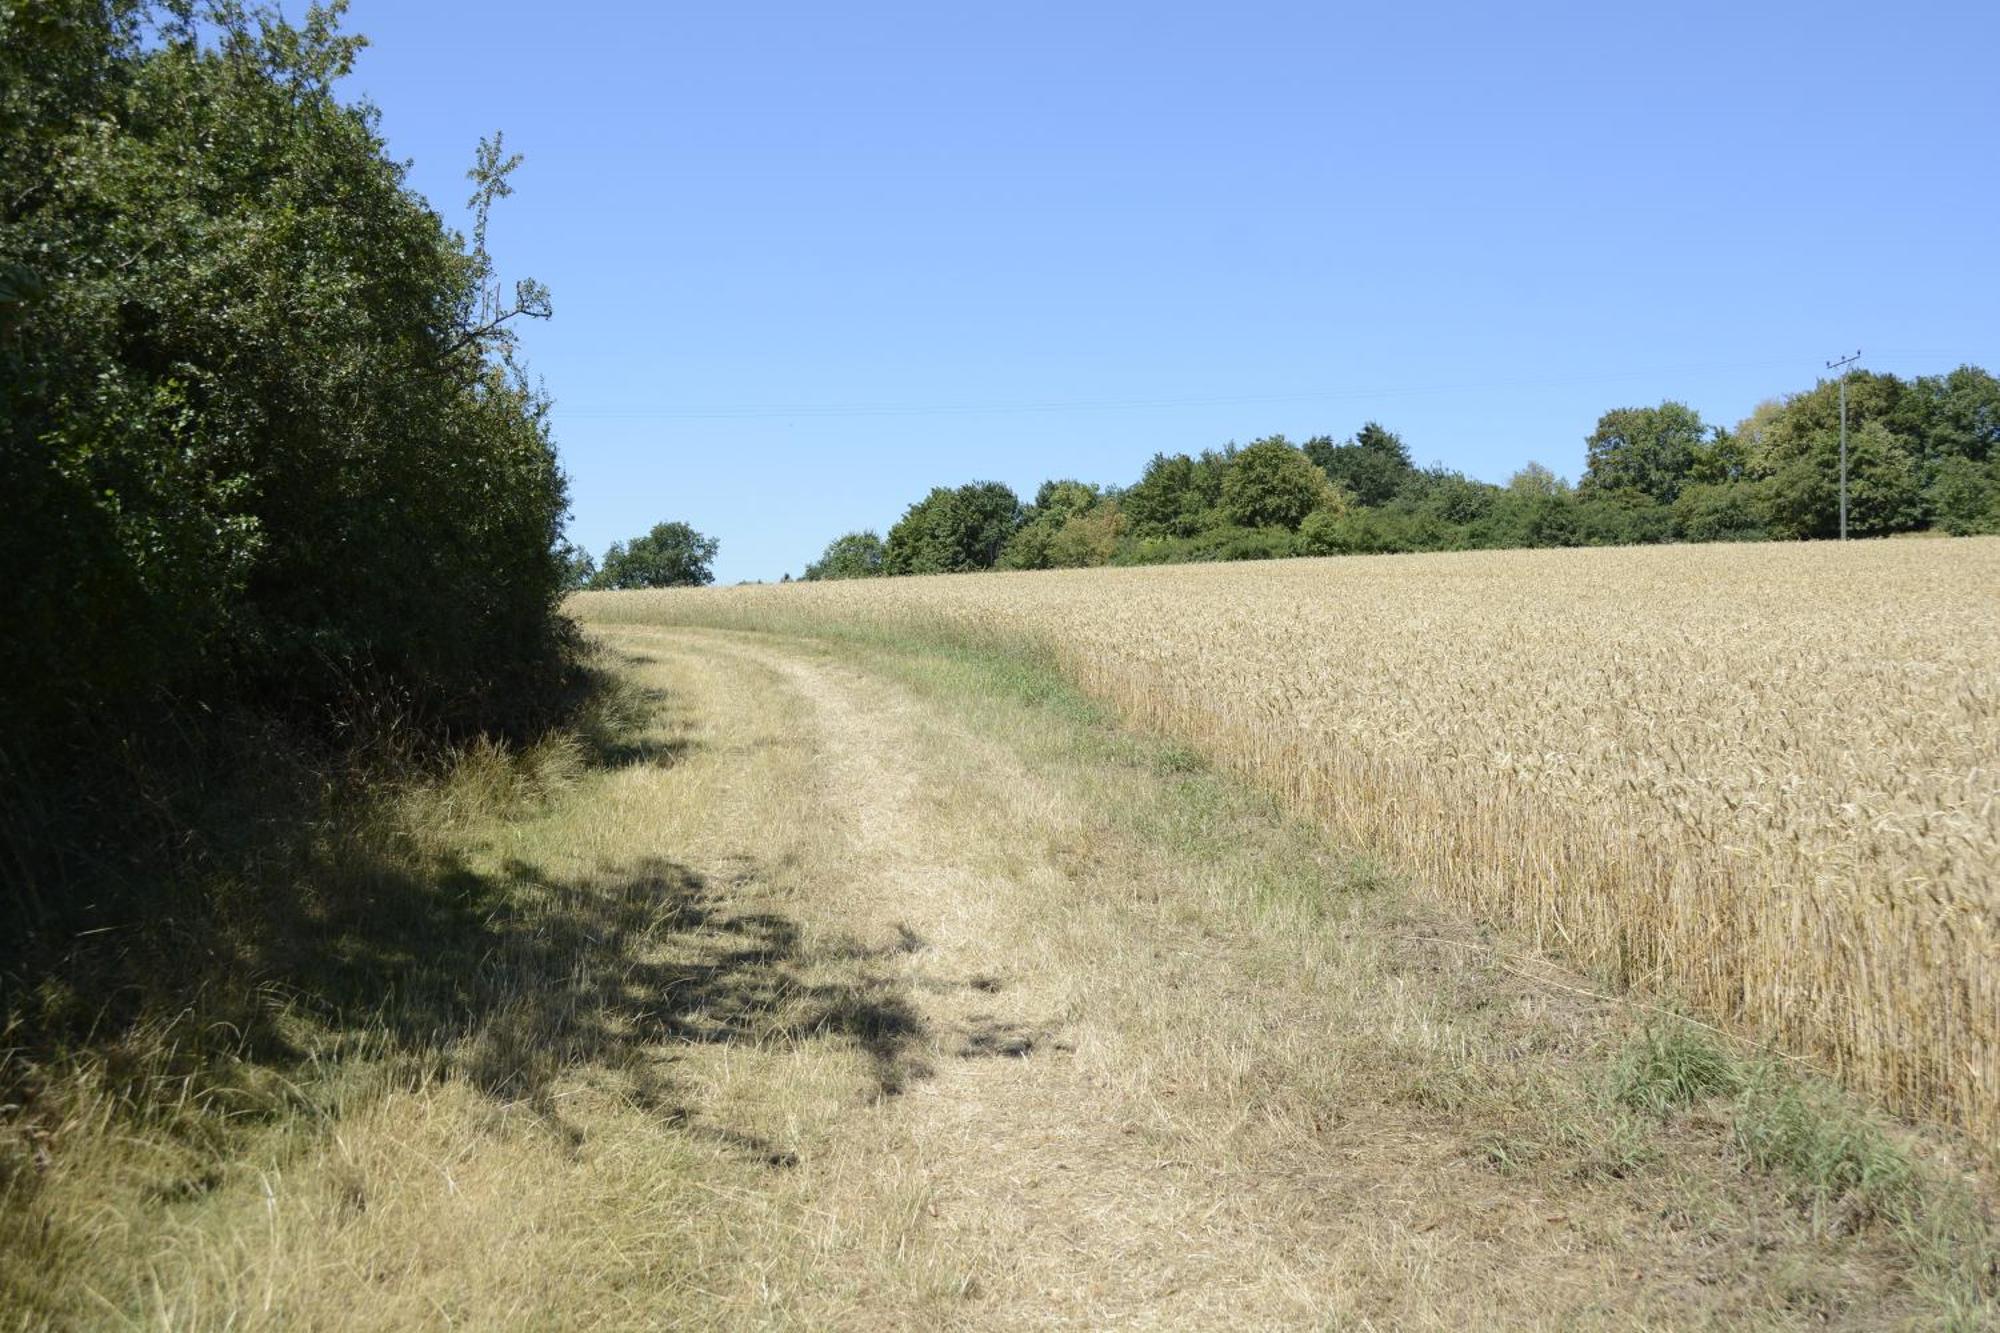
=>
[573,626,1940,1330]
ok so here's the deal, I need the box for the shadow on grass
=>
[591,736,699,768]
[264,851,925,1113]
[6,839,926,1183]
[0,656,921,1183]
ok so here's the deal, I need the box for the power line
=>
[552,356,1830,423]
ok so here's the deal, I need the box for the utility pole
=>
[1826,349,1862,540]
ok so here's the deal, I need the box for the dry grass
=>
[5,620,1994,1327]
[574,539,2000,1143]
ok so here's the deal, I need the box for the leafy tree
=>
[1030,478,1102,522]
[1740,373,1908,480]
[882,481,1021,574]
[1220,437,1336,530]
[1758,421,1923,539]
[1686,425,1749,486]
[1735,368,2000,537]
[1304,422,1415,507]
[555,538,598,590]
[1,0,573,755]
[804,530,886,580]
[1907,366,2000,466]
[1002,480,1106,568]
[1122,450,1234,538]
[1044,500,1124,567]
[1405,465,1500,526]
[590,522,718,588]
[1507,462,1569,498]
[1479,464,1580,547]
[1581,402,1707,503]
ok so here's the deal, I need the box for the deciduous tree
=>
[591,522,719,588]
[1220,437,1336,530]
[882,482,1021,574]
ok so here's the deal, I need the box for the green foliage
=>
[1758,420,1924,539]
[1732,1071,1918,1225]
[1121,450,1231,538]
[590,522,718,589]
[1927,457,2000,536]
[1298,502,1444,556]
[1303,422,1416,507]
[1192,524,1304,561]
[804,530,886,580]
[1,0,588,974]
[1404,465,1499,526]
[1672,480,1767,543]
[1573,488,1672,546]
[1,0,574,764]
[1459,464,1580,548]
[1687,425,1750,486]
[882,481,1022,574]
[1220,436,1336,530]
[813,361,1999,587]
[1733,367,1998,539]
[1000,480,1105,569]
[1030,478,1103,522]
[1043,502,1124,567]
[1905,365,2000,467]
[555,539,598,591]
[1507,462,1568,497]
[1612,1026,1744,1116]
[1581,402,1708,503]
[1003,492,1125,571]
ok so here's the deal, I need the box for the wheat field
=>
[575,538,2000,1143]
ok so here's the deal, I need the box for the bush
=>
[1000,481,1113,569]
[1190,524,1303,562]
[1927,457,2000,536]
[1301,504,1459,555]
[1673,481,1767,543]
[2,4,575,923]
[1045,502,1124,567]
[1575,489,1674,546]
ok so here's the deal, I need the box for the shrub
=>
[1927,457,2000,536]
[2,3,575,923]
[1673,481,1767,543]
[1045,502,1124,567]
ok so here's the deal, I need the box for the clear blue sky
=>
[338,1,1998,583]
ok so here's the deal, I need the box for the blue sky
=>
[339,1,1998,583]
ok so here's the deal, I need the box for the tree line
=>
[800,366,2000,579]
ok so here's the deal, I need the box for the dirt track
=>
[574,626,1933,1330]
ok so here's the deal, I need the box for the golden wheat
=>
[574,538,2000,1142]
